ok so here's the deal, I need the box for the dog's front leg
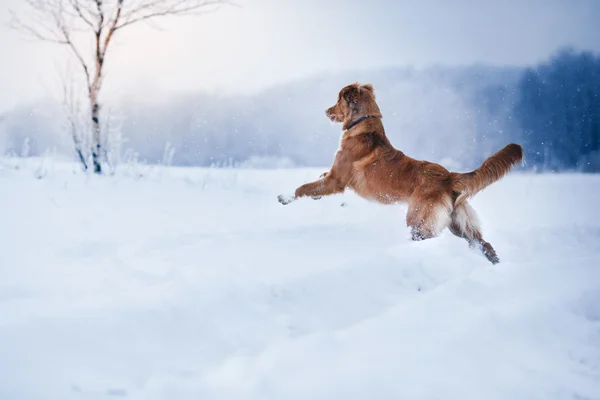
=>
[278,175,344,205]
[311,171,330,199]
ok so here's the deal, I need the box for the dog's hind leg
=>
[406,195,452,241]
[449,202,499,264]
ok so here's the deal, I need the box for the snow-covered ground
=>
[1,158,599,400]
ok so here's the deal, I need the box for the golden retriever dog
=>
[277,83,523,264]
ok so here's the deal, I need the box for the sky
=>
[0,0,599,112]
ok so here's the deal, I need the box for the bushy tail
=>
[453,143,523,204]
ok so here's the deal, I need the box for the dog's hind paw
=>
[277,194,295,205]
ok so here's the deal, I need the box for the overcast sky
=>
[0,0,599,112]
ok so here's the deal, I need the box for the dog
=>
[277,83,523,264]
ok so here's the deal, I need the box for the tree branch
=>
[9,0,92,93]
[115,0,230,30]
[94,0,105,31]
[102,0,123,54]
[9,3,67,44]
[59,25,92,94]
[67,0,95,29]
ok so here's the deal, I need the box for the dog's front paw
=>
[277,194,295,205]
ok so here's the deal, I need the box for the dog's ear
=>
[342,85,360,104]
[361,83,375,96]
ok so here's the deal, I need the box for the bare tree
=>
[10,0,230,174]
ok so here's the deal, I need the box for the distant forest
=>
[482,48,600,172]
[1,48,599,172]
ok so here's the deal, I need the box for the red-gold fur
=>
[278,83,523,264]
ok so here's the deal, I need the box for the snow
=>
[1,159,599,400]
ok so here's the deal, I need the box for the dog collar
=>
[344,115,378,131]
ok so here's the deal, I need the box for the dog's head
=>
[325,83,382,129]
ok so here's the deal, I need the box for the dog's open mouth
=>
[325,110,342,123]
